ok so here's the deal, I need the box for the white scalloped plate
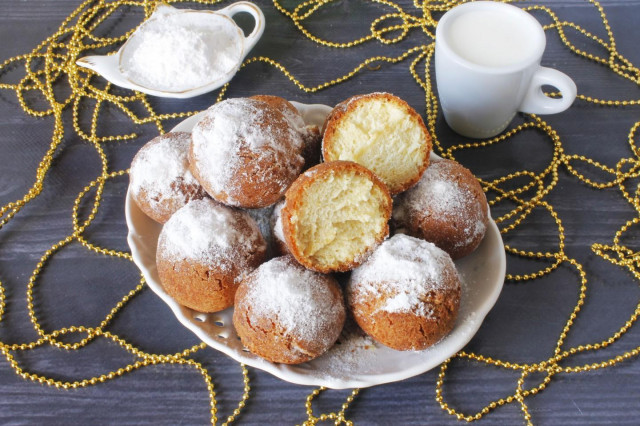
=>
[125,101,506,389]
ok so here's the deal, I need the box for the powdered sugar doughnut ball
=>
[393,158,488,259]
[233,255,346,364]
[129,132,207,223]
[156,199,267,313]
[189,98,305,208]
[347,234,461,351]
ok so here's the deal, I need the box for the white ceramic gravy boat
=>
[76,2,265,98]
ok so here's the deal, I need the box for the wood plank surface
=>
[0,0,639,424]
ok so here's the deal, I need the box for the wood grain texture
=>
[1,0,639,424]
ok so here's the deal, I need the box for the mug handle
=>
[217,1,266,54]
[519,66,577,114]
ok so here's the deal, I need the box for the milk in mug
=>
[446,10,536,68]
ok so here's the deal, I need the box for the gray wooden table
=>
[1,0,639,424]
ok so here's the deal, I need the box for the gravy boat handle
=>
[217,1,266,54]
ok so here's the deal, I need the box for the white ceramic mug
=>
[435,1,577,139]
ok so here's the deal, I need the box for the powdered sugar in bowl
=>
[76,2,265,98]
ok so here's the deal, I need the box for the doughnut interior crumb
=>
[290,168,389,270]
[324,97,428,193]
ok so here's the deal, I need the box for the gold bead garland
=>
[0,0,639,424]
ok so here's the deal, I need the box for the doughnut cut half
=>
[282,161,392,273]
[322,93,431,194]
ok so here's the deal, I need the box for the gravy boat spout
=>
[76,54,137,91]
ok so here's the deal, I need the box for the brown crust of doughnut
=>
[395,158,489,259]
[300,125,322,171]
[232,256,346,364]
[281,160,392,273]
[188,98,304,209]
[156,202,267,313]
[157,259,240,313]
[131,132,207,223]
[251,95,322,170]
[271,235,290,257]
[321,93,432,194]
[348,285,460,351]
[250,95,299,118]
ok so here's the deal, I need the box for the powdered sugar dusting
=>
[303,168,319,178]
[349,234,460,317]
[130,132,202,217]
[159,199,264,273]
[278,103,306,131]
[243,257,344,344]
[311,319,379,375]
[429,179,464,212]
[191,98,303,206]
[394,159,487,249]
